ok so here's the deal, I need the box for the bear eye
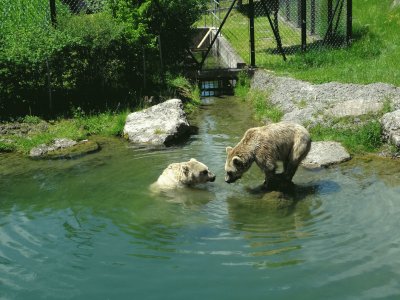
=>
[201,170,208,175]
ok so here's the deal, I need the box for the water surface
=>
[1,97,400,299]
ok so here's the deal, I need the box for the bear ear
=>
[226,147,233,154]
[232,156,242,166]
[181,165,190,177]
[189,158,197,162]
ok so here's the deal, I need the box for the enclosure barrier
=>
[202,0,352,66]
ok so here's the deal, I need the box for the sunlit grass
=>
[198,0,400,86]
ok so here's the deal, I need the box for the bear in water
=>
[225,122,311,187]
[151,158,216,190]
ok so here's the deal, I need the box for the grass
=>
[310,120,383,154]
[1,110,129,154]
[166,75,202,114]
[234,70,390,154]
[234,73,283,122]
[201,0,400,86]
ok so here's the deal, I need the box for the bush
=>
[0,0,207,119]
[0,11,140,117]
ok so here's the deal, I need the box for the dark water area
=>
[1,96,400,299]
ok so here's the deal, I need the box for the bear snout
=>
[209,173,216,182]
[225,175,236,183]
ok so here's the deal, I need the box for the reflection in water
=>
[1,97,400,299]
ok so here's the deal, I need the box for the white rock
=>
[302,141,351,169]
[381,110,400,148]
[123,99,191,146]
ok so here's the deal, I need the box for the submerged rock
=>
[30,138,100,159]
[302,141,351,168]
[381,110,400,148]
[123,99,192,146]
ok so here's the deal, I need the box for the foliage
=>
[0,0,207,118]
[240,88,283,123]
[234,70,251,99]
[107,0,207,68]
[1,110,128,154]
[310,120,383,153]
[166,75,201,113]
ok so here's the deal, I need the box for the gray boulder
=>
[123,99,192,146]
[251,70,400,125]
[30,138,100,159]
[302,141,351,169]
[381,110,400,148]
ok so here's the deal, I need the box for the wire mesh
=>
[202,0,350,65]
[0,0,107,36]
[0,0,52,34]
[0,0,350,65]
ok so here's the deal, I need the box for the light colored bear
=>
[224,122,311,186]
[151,158,216,190]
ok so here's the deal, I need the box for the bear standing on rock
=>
[224,122,311,187]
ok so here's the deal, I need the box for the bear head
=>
[224,147,250,183]
[180,158,216,186]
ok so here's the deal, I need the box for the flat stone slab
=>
[302,141,351,169]
[381,109,400,148]
[30,138,100,159]
[328,99,383,118]
[123,99,191,146]
[251,70,400,125]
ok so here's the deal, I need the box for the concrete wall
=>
[193,27,246,69]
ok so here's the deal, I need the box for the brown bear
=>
[151,158,216,190]
[224,122,311,186]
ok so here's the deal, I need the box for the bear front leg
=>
[283,161,299,182]
[262,164,276,187]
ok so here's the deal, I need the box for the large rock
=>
[328,99,383,118]
[123,99,192,146]
[251,70,400,125]
[381,110,400,148]
[302,141,351,169]
[30,138,100,159]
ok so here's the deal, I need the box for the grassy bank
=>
[262,0,400,85]
[0,110,129,154]
[234,71,388,154]
[0,76,201,155]
[219,0,400,86]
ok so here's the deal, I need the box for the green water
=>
[1,97,400,300]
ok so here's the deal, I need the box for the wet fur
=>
[225,122,311,186]
[151,158,216,190]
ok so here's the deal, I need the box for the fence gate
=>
[200,0,352,67]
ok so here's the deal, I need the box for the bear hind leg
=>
[283,139,311,181]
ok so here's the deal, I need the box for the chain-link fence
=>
[0,0,107,36]
[0,0,51,35]
[201,0,352,65]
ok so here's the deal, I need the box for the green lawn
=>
[200,0,400,86]
[262,0,400,85]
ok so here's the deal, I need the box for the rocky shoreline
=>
[1,72,400,164]
[251,70,400,156]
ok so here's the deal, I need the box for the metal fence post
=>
[301,0,306,51]
[249,0,256,67]
[346,0,352,45]
[327,0,333,42]
[310,0,316,35]
[297,0,301,27]
[285,0,290,21]
[49,0,56,27]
